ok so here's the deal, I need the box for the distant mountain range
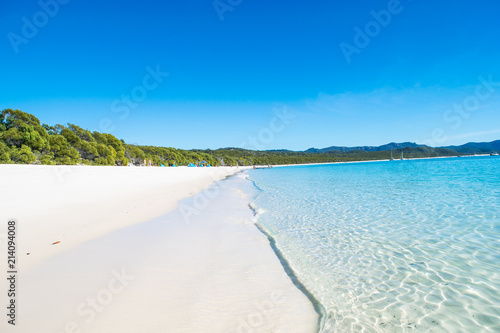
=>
[440,140,500,154]
[305,142,422,153]
[304,140,500,154]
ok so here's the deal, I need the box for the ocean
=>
[246,156,500,332]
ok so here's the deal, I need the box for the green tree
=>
[0,141,12,164]
[0,109,49,150]
[49,134,81,165]
[10,145,36,164]
[39,152,56,165]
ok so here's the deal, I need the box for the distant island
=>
[1,109,498,166]
[306,141,500,154]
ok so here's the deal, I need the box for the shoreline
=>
[253,222,326,331]
[4,170,318,332]
[3,153,487,269]
[2,155,492,331]
[254,153,492,169]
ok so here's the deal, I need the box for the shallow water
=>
[247,157,500,332]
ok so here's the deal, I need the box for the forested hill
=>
[305,142,422,153]
[440,140,500,154]
[0,109,463,166]
[305,141,500,154]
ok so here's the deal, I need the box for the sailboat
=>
[400,151,404,160]
[390,150,394,161]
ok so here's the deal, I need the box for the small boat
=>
[491,152,499,156]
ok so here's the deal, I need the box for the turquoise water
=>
[247,157,500,332]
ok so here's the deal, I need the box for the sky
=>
[1,0,500,150]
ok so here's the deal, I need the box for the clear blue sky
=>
[1,0,500,150]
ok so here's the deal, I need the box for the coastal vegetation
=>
[0,108,468,166]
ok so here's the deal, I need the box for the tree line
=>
[0,109,460,166]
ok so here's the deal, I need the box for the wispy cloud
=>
[304,85,475,117]
[437,129,500,144]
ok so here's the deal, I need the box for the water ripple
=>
[248,157,500,332]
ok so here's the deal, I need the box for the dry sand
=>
[0,164,243,269]
[0,165,318,332]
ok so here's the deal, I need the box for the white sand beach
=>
[1,164,243,269]
[0,165,318,332]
